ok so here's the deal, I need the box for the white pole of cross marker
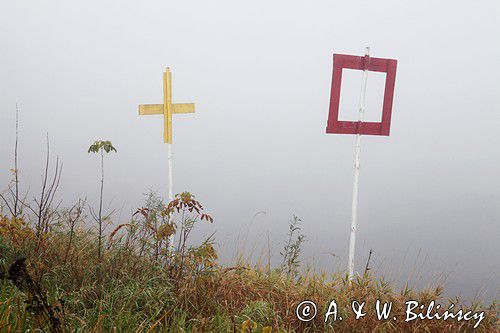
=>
[163,67,175,249]
[348,46,370,281]
[164,68,174,206]
[167,143,173,203]
[166,142,173,249]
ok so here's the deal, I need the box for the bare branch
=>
[14,194,38,217]
[13,103,20,217]
[0,193,14,216]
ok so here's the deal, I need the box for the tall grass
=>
[0,194,498,332]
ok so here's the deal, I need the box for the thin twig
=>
[364,249,373,276]
[13,103,20,218]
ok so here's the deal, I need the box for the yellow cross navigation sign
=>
[139,68,195,144]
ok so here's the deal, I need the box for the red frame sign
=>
[326,53,397,136]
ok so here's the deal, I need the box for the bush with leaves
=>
[280,215,305,279]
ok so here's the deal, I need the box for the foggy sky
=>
[1,0,499,301]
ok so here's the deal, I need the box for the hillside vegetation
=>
[0,191,498,332]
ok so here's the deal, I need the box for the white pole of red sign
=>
[326,48,397,281]
[348,46,370,281]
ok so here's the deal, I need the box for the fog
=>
[1,0,499,301]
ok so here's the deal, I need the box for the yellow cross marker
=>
[139,68,195,143]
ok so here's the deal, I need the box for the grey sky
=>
[1,0,499,301]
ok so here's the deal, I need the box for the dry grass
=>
[0,197,498,332]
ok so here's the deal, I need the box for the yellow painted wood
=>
[163,69,172,143]
[138,104,163,115]
[138,67,195,144]
[172,103,195,114]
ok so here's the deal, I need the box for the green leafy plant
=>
[87,140,116,264]
[280,215,305,279]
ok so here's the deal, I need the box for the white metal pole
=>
[167,143,173,201]
[348,46,370,281]
[167,142,174,248]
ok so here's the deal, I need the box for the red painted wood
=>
[326,53,398,136]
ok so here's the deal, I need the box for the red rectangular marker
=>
[326,53,398,136]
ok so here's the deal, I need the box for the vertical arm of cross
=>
[163,68,173,144]
[139,68,195,143]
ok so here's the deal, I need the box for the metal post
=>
[167,142,174,248]
[167,143,173,202]
[348,47,370,281]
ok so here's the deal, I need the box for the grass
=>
[0,194,498,332]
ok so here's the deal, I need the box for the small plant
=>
[128,191,173,262]
[87,140,116,264]
[113,191,215,278]
[280,215,305,279]
[166,192,214,278]
[62,199,85,264]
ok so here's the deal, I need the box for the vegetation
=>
[88,140,117,265]
[280,215,305,279]
[0,193,498,332]
[0,128,497,332]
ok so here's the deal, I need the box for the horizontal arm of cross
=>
[172,103,195,114]
[139,103,195,115]
[139,104,162,115]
